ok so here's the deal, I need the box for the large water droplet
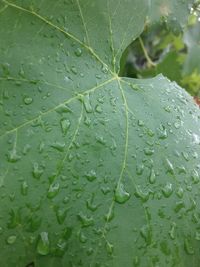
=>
[37,232,50,255]
[114,183,130,204]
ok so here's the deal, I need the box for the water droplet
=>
[60,118,71,135]
[37,232,50,255]
[184,238,194,255]
[87,194,99,211]
[101,64,108,74]
[106,241,114,255]
[85,170,97,182]
[21,181,28,196]
[157,124,168,139]
[81,94,93,113]
[104,208,114,222]
[136,164,144,175]
[114,183,130,204]
[140,225,152,245]
[191,169,199,184]
[56,208,67,224]
[77,212,94,227]
[130,84,140,91]
[169,222,176,240]
[7,235,17,244]
[165,158,174,174]
[176,187,184,198]
[7,149,21,163]
[78,231,87,243]
[162,183,173,198]
[144,147,154,156]
[23,96,33,105]
[47,183,60,199]
[74,48,82,57]
[71,66,78,74]
[149,168,156,184]
[32,163,44,179]
[134,185,149,202]
[195,231,200,241]
[51,142,65,152]
[174,200,185,213]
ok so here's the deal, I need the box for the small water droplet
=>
[7,149,21,163]
[81,94,93,113]
[184,238,194,255]
[77,212,94,227]
[37,232,50,255]
[47,183,60,199]
[140,225,152,245]
[162,183,173,198]
[56,208,67,224]
[149,168,156,184]
[114,183,130,204]
[85,170,97,182]
[169,222,176,240]
[134,185,149,202]
[74,47,82,57]
[165,158,174,174]
[23,96,33,105]
[21,181,28,196]
[51,142,65,152]
[32,163,44,179]
[60,118,71,135]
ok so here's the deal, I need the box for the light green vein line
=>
[76,0,90,46]
[107,0,116,72]
[0,3,8,14]
[0,77,116,139]
[2,0,114,75]
[90,78,129,267]
[0,76,71,92]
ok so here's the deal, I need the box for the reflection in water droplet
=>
[37,232,50,255]
[114,183,130,204]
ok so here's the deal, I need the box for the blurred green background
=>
[120,1,200,98]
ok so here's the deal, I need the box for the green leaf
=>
[0,1,200,267]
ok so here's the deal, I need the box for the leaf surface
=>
[0,1,200,267]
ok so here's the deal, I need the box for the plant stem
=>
[139,37,156,68]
